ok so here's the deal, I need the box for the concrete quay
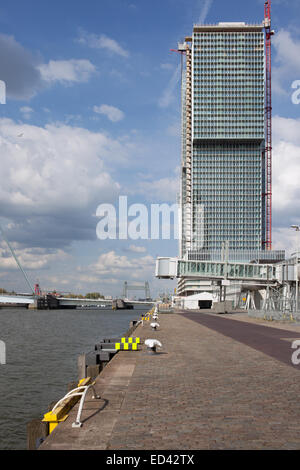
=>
[40,312,300,450]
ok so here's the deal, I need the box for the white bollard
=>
[145,339,162,354]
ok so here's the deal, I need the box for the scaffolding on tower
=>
[263,0,274,250]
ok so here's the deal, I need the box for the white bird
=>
[150,322,160,330]
[145,338,162,354]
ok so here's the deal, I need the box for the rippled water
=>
[0,306,147,450]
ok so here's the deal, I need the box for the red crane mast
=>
[263,0,274,250]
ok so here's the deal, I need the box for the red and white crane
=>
[263,0,274,250]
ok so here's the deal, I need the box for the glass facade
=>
[193,29,265,140]
[180,24,266,257]
[192,141,263,251]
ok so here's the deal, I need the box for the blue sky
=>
[0,0,300,297]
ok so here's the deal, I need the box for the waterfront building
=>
[178,21,283,295]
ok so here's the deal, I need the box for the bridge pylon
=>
[123,281,151,300]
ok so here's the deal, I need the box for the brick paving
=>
[181,311,300,368]
[40,312,300,450]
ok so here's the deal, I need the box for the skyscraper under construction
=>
[180,21,266,259]
[177,18,283,295]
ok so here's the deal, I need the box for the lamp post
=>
[291,225,300,312]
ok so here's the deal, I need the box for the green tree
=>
[85,292,104,299]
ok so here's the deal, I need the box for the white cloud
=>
[0,242,68,271]
[273,30,300,95]
[167,121,181,137]
[134,173,179,203]
[128,244,147,253]
[158,63,181,108]
[0,118,139,249]
[83,250,155,280]
[86,253,174,295]
[272,226,299,257]
[0,118,120,213]
[273,139,300,212]
[38,59,96,84]
[273,115,300,146]
[160,63,174,71]
[20,106,34,120]
[198,0,214,24]
[0,33,42,100]
[93,104,125,122]
[77,30,129,58]
[273,30,300,71]
[272,116,300,238]
[0,34,99,100]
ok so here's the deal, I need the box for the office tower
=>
[180,22,266,260]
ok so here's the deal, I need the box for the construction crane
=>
[0,224,35,296]
[170,42,189,87]
[263,0,275,250]
[34,283,42,296]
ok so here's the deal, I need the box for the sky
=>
[0,0,300,298]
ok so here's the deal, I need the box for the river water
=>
[0,306,147,450]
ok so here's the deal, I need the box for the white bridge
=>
[0,295,153,308]
[58,298,153,308]
[0,295,34,305]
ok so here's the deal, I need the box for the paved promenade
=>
[40,312,300,450]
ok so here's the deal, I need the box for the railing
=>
[50,382,100,429]
[248,309,300,323]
